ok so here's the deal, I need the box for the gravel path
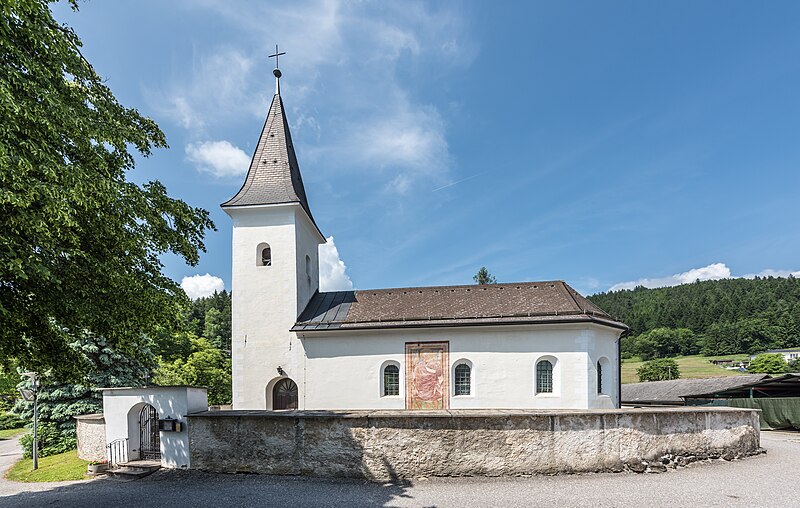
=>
[0,431,797,507]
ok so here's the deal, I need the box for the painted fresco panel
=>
[405,341,449,410]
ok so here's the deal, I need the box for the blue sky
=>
[53,1,800,297]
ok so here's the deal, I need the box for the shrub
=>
[19,422,77,459]
[0,412,27,430]
[637,358,681,382]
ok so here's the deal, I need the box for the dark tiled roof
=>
[621,375,770,405]
[221,93,321,236]
[293,281,627,332]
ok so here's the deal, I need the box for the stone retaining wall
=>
[187,407,760,480]
[75,413,106,462]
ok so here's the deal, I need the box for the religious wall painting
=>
[405,341,449,410]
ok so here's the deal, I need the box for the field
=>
[5,449,89,482]
[621,354,751,384]
[0,428,25,440]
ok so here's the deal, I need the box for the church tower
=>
[222,55,325,409]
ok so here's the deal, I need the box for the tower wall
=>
[228,204,321,409]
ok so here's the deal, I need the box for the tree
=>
[0,0,214,374]
[636,358,680,382]
[154,336,231,405]
[789,358,800,372]
[473,267,497,285]
[13,331,154,457]
[629,327,698,360]
[748,353,788,374]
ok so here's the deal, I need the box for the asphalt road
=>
[0,431,798,507]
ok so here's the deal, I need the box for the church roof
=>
[292,281,627,332]
[221,93,321,236]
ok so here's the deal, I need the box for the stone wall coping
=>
[74,413,105,422]
[189,407,758,419]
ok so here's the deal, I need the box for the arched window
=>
[257,243,272,267]
[454,363,471,396]
[272,378,297,410]
[383,364,400,396]
[536,360,553,394]
[597,357,610,395]
[597,361,603,394]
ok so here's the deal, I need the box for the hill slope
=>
[587,276,800,356]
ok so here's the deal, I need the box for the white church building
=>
[222,66,628,412]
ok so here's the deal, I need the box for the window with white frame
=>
[383,364,400,396]
[536,359,553,394]
[454,362,471,396]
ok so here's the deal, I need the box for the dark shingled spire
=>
[221,92,322,237]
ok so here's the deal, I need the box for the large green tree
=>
[748,353,788,375]
[14,331,154,457]
[636,358,680,382]
[154,336,231,405]
[0,0,214,375]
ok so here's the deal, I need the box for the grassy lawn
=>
[622,354,751,384]
[0,428,26,440]
[5,449,89,482]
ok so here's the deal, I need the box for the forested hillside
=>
[587,277,800,357]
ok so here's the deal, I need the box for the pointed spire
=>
[221,63,322,238]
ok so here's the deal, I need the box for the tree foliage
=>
[154,336,231,405]
[622,327,698,360]
[473,267,497,285]
[13,332,154,457]
[636,358,681,382]
[748,353,788,375]
[0,0,214,375]
[591,277,800,357]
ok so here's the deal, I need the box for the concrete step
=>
[107,461,161,480]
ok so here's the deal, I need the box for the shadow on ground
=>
[0,470,421,508]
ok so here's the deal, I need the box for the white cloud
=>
[185,140,250,178]
[609,262,800,292]
[319,236,353,291]
[160,0,474,191]
[181,273,225,299]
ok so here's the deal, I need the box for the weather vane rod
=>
[268,44,286,95]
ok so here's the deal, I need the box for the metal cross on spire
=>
[268,45,286,95]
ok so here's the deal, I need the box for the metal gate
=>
[138,404,161,460]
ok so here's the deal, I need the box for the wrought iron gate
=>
[138,404,160,460]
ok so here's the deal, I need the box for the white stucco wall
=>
[226,203,323,410]
[299,323,621,410]
[102,386,208,468]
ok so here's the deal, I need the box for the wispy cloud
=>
[181,273,225,299]
[608,262,800,292]
[159,0,475,191]
[185,140,250,178]
[151,47,255,133]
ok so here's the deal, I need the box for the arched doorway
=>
[272,378,298,410]
[138,404,160,460]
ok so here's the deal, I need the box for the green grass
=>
[5,449,89,482]
[0,427,25,440]
[622,354,751,384]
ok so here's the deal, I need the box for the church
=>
[221,64,628,412]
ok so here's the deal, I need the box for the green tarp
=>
[726,397,800,430]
